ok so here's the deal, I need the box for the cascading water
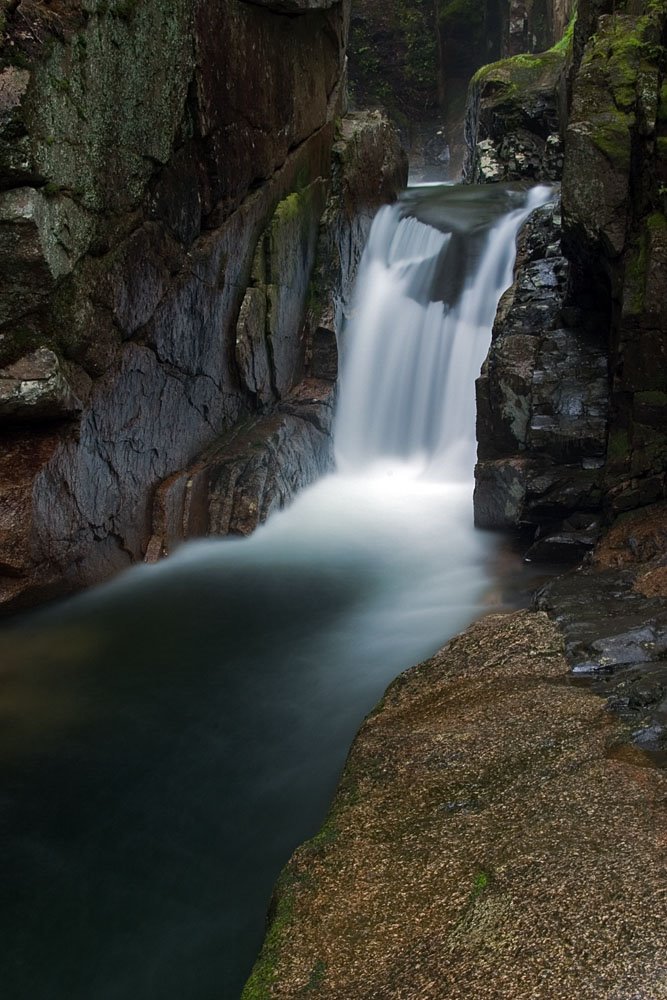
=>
[0,184,552,1000]
[336,183,552,476]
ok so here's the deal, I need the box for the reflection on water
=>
[0,471,492,1000]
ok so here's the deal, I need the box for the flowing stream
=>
[0,184,551,999]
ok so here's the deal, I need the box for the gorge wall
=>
[472,0,667,556]
[0,0,406,610]
[348,0,575,173]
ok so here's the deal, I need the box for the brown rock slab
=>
[245,610,667,999]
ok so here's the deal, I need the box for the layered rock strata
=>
[0,2,406,610]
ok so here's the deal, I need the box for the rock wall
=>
[348,0,575,118]
[471,0,667,549]
[0,0,406,610]
[463,16,572,183]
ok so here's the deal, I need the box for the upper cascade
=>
[334,183,553,479]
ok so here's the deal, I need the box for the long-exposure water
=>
[0,183,551,999]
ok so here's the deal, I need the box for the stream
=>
[0,183,552,999]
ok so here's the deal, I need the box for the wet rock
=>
[475,197,609,540]
[524,526,599,563]
[535,513,667,756]
[147,379,335,556]
[309,328,338,382]
[591,625,667,668]
[0,65,34,187]
[464,31,570,184]
[235,287,273,405]
[561,4,667,516]
[0,348,82,422]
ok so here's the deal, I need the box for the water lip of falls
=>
[334,183,553,482]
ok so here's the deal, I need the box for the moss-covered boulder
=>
[464,15,573,182]
[562,0,667,515]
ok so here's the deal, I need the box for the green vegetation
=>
[471,869,492,898]
[438,0,484,34]
[607,429,630,462]
[240,868,304,1000]
[305,960,327,992]
[471,8,575,103]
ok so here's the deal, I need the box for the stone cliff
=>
[472,0,667,555]
[348,0,575,175]
[0,0,406,610]
[244,3,667,995]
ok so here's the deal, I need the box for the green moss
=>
[591,110,633,170]
[241,870,303,1000]
[625,226,649,314]
[658,81,667,122]
[470,869,493,899]
[607,429,630,461]
[636,390,667,405]
[305,960,327,992]
[647,210,667,232]
[471,11,574,94]
[241,766,358,998]
[272,191,302,226]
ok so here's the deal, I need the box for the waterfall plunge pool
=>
[0,183,552,1000]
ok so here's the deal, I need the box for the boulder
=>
[0,348,82,421]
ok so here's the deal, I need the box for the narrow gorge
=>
[0,1,666,998]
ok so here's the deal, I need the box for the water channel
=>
[0,183,552,999]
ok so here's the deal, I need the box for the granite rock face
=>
[470,0,667,545]
[475,198,609,541]
[562,1,667,516]
[243,610,667,998]
[0,1,406,610]
[464,23,571,183]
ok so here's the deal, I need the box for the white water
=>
[335,184,552,477]
[0,184,554,1000]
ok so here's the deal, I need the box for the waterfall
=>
[335,184,553,478]
[0,183,556,1000]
